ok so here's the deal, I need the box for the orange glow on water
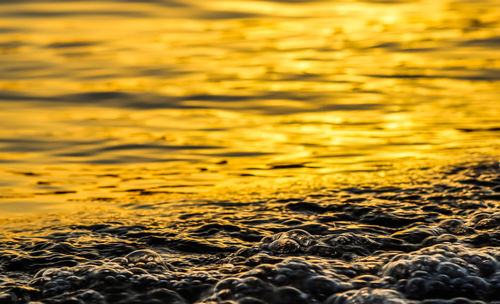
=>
[0,0,499,215]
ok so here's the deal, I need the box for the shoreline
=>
[1,160,499,303]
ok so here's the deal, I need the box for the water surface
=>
[1,0,499,215]
[1,1,500,303]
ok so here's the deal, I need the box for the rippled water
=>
[0,0,500,303]
[1,0,499,214]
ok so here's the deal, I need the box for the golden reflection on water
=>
[0,0,499,216]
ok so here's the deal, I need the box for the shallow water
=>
[0,0,500,303]
[1,0,499,214]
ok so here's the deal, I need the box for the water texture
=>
[1,161,500,303]
[0,0,499,303]
[1,0,499,211]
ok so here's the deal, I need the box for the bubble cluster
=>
[1,162,499,303]
[201,257,351,304]
[381,244,500,300]
[239,229,382,261]
[26,249,219,304]
[326,288,410,304]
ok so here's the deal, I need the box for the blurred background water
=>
[0,0,499,215]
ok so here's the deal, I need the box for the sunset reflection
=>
[1,0,499,215]
[1,1,500,303]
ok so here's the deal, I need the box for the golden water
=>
[0,0,499,216]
